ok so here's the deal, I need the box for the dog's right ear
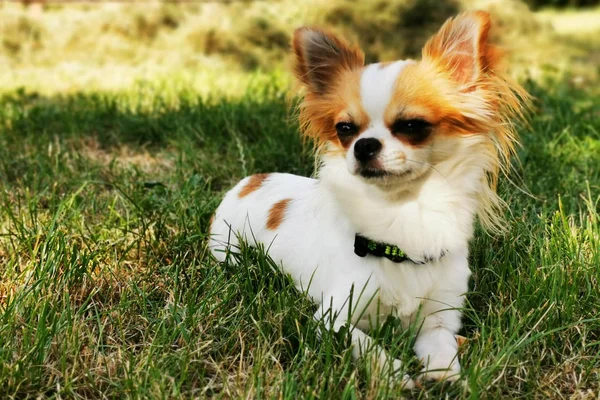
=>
[292,27,364,95]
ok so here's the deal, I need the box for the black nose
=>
[354,138,382,162]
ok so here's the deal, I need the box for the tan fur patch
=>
[293,27,367,151]
[422,11,495,86]
[238,174,270,198]
[455,335,467,348]
[383,61,493,148]
[299,68,369,150]
[266,198,292,230]
[292,27,364,95]
[208,215,215,231]
[386,64,446,125]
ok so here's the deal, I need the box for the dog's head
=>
[292,12,528,193]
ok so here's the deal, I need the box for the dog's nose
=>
[354,138,382,162]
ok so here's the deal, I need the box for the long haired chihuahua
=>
[210,11,528,387]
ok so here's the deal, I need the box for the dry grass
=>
[1,0,598,94]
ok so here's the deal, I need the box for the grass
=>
[0,1,599,397]
[0,73,598,399]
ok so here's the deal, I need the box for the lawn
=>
[0,72,598,399]
[1,3,599,399]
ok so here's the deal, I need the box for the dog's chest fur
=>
[210,155,475,320]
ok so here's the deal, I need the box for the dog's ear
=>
[423,11,497,88]
[292,27,364,95]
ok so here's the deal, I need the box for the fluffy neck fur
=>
[318,134,495,258]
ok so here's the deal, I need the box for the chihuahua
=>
[210,11,528,387]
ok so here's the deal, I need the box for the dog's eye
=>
[391,119,432,142]
[335,122,358,138]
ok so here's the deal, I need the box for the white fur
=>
[209,61,491,386]
[345,62,434,184]
[360,62,410,119]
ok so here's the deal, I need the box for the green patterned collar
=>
[353,234,445,264]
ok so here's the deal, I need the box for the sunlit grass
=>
[0,1,599,398]
[536,5,600,35]
[1,1,598,94]
[0,73,598,398]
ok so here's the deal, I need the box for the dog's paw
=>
[417,368,460,383]
[398,373,416,390]
[366,353,415,390]
[387,358,415,390]
[417,358,460,383]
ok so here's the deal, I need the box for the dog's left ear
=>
[423,11,496,88]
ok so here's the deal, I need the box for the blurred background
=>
[2,0,599,95]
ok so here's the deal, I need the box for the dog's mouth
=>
[359,167,413,180]
[359,168,390,178]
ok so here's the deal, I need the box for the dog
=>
[209,11,528,388]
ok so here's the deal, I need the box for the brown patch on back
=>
[208,214,215,231]
[266,198,292,230]
[238,174,270,198]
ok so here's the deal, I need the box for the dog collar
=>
[353,234,444,264]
